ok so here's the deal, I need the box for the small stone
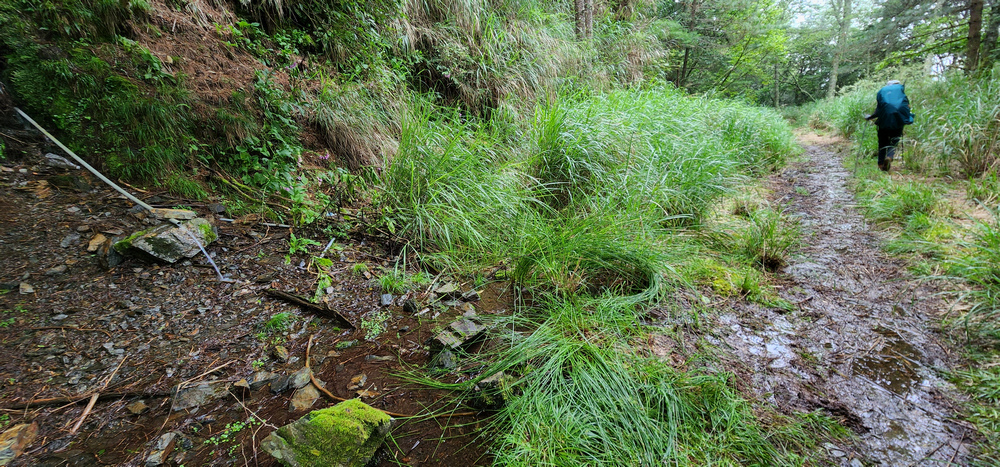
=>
[230,379,251,398]
[430,349,457,370]
[126,400,149,414]
[145,432,177,466]
[45,265,68,276]
[51,314,68,321]
[326,350,342,358]
[289,382,322,412]
[172,382,225,411]
[461,290,480,301]
[849,460,863,467]
[60,233,81,248]
[66,206,80,213]
[470,372,514,410]
[288,368,313,390]
[44,153,81,170]
[274,345,290,362]
[87,234,107,252]
[335,340,358,350]
[248,371,279,391]
[435,282,459,295]
[403,299,418,315]
[380,294,393,306]
[0,423,39,466]
[270,375,292,394]
[347,373,367,390]
[830,449,846,457]
[398,326,410,333]
[130,218,217,263]
[207,203,226,214]
[76,225,90,232]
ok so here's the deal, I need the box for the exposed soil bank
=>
[710,134,968,465]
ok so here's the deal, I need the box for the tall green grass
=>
[380,87,828,464]
[943,209,1000,337]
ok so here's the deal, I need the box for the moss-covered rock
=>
[261,399,391,467]
[128,218,216,263]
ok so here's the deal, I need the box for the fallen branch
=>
[69,356,126,434]
[304,335,478,420]
[69,394,98,434]
[31,326,113,339]
[265,289,354,329]
[2,390,172,411]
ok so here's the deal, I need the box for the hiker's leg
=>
[877,129,891,170]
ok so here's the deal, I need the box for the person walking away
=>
[865,80,914,171]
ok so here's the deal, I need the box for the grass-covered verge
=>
[380,87,847,465]
[810,67,1000,463]
[0,0,707,227]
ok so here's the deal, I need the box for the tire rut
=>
[713,137,968,465]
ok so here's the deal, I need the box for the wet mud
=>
[709,136,968,465]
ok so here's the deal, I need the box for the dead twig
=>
[0,131,28,145]
[69,394,99,434]
[1,390,172,411]
[31,326,113,339]
[948,429,965,465]
[265,289,355,329]
[69,356,127,434]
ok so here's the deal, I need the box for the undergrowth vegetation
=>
[0,0,836,463]
[382,88,836,464]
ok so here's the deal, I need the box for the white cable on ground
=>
[13,107,158,214]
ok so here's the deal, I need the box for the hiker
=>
[865,80,914,171]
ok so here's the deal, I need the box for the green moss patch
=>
[262,399,391,467]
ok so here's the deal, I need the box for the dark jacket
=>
[870,83,914,130]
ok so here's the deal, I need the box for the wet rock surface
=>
[694,137,968,465]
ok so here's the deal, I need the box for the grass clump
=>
[736,207,800,271]
[941,209,1000,338]
[264,312,295,334]
[380,85,836,464]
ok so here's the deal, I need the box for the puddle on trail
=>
[852,327,922,396]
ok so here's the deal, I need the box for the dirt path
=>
[715,134,969,465]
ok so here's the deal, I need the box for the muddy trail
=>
[706,134,969,465]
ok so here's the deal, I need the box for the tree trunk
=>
[585,0,594,39]
[677,48,690,88]
[774,63,780,108]
[981,0,1000,69]
[968,0,985,71]
[574,0,594,40]
[827,0,852,99]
